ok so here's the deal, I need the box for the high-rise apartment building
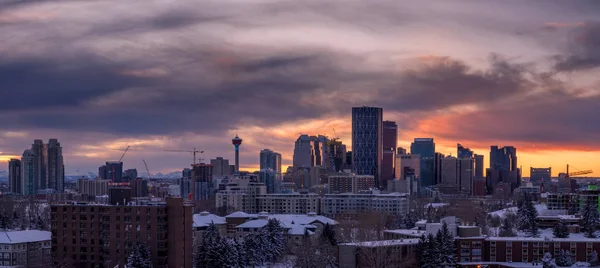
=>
[46,139,64,193]
[260,149,282,175]
[77,178,110,196]
[292,135,329,169]
[21,149,36,196]
[50,197,193,268]
[210,157,232,176]
[326,139,347,172]
[382,121,398,185]
[474,154,484,179]
[191,164,213,201]
[31,139,47,191]
[102,161,123,182]
[123,168,138,181]
[293,135,314,168]
[441,156,458,186]
[397,147,407,155]
[530,167,552,186]
[259,169,280,194]
[8,159,21,194]
[352,107,383,189]
[410,138,435,187]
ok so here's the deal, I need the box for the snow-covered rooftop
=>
[488,204,550,218]
[383,229,426,237]
[226,211,250,218]
[425,203,450,208]
[0,230,51,244]
[488,228,600,242]
[193,213,226,227]
[340,239,420,247]
[237,219,318,236]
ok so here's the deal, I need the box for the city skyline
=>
[0,1,599,177]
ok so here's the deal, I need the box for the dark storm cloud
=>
[376,55,534,111]
[436,94,600,149]
[0,55,154,110]
[555,21,600,71]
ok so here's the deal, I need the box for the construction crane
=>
[142,159,151,179]
[565,164,593,179]
[164,148,204,165]
[118,145,130,162]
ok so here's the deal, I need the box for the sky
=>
[1,0,600,177]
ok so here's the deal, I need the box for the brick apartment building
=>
[457,235,600,265]
[50,197,193,268]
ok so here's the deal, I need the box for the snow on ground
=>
[488,203,556,218]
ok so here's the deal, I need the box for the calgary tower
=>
[232,135,243,174]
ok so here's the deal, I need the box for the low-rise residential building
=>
[192,211,227,243]
[0,230,51,268]
[321,192,409,217]
[257,193,321,215]
[328,174,375,194]
[338,239,419,268]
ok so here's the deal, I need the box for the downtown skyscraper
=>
[260,149,282,175]
[46,139,64,192]
[410,138,435,187]
[382,121,398,183]
[8,159,21,194]
[352,107,383,189]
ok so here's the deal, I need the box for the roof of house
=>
[193,213,226,227]
[226,211,250,218]
[0,230,51,244]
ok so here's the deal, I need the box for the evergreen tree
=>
[552,220,569,238]
[568,203,579,215]
[555,250,574,267]
[517,197,539,237]
[436,222,456,267]
[582,198,599,238]
[416,235,430,267]
[404,211,418,229]
[526,198,540,237]
[0,212,9,230]
[590,250,599,267]
[127,243,152,268]
[516,199,530,232]
[541,252,556,268]
[244,231,267,266]
[194,223,224,268]
[499,217,516,237]
[11,211,20,230]
[322,223,338,246]
[263,218,286,263]
[425,233,442,268]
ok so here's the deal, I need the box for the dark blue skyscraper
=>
[490,146,517,171]
[410,138,435,187]
[352,107,383,189]
[457,143,474,158]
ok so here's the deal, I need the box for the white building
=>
[0,230,51,267]
[321,192,409,217]
[215,180,267,214]
[257,193,321,215]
